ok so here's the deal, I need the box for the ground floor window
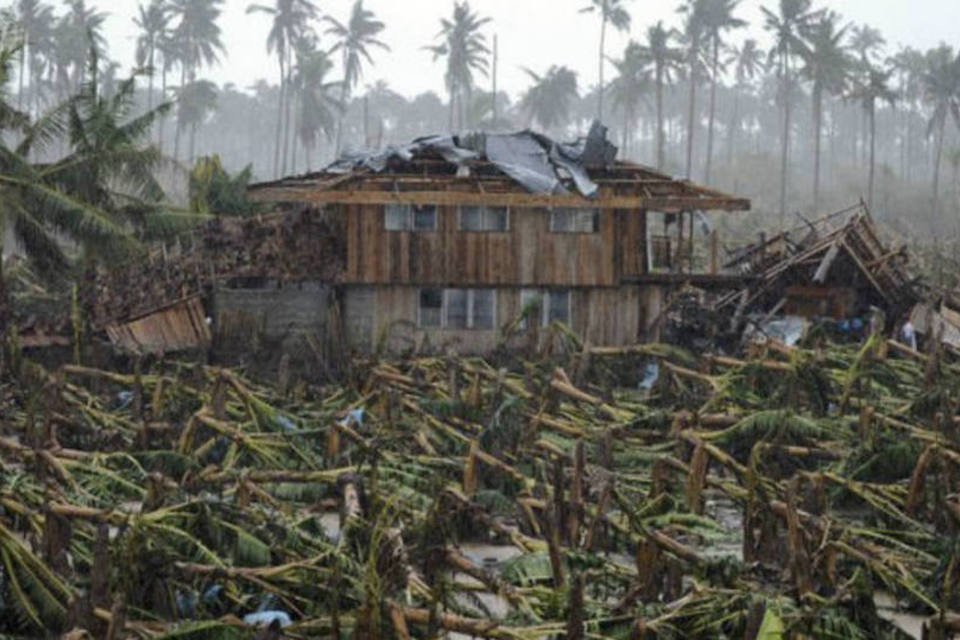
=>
[418,288,496,330]
[520,289,571,328]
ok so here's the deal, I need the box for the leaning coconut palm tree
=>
[519,65,578,133]
[638,21,682,170]
[700,0,746,183]
[849,64,896,209]
[608,41,650,156]
[762,0,819,226]
[801,11,851,211]
[425,1,491,131]
[246,0,317,178]
[325,0,388,155]
[579,0,631,123]
[921,45,960,220]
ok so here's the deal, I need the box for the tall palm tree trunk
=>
[812,85,823,212]
[157,64,166,150]
[685,51,697,179]
[146,47,155,113]
[656,69,665,170]
[597,14,607,121]
[189,121,197,164]
[17,45,26,111]
[290,88,299,174]
[334,81,348,156]
[273,55,285,179]
[727,89,740,170]
[448,86,455,131]
[778,56,792,227]
[704,37,720,184]
[931,117,946,220]
[282,63,294,175]
[867,103,876,208]
[173,66,185,162]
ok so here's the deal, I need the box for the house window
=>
[519,289,543,330]
[418,289,497,330]
[460,206,509,232]
[446,289,469,329]
[650,235,673,270]
[412,205,437,231]
[550,208,599,233]
[419,289,443,327]
[472,289,495,329]
[519,289,571,328]
[384,204,407,231]
[384,204,437,231]
[547,289,571,324]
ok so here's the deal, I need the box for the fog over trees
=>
[5,0,960,239]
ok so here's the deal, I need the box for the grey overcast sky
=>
[85,0,960,98]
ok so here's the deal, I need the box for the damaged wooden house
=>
[96,123,751,360]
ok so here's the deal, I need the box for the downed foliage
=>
[2,336,960,638]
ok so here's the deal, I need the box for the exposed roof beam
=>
[248,187,751,212]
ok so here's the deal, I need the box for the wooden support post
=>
[710,229,719,275]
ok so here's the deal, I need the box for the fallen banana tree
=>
[1,336,959,638]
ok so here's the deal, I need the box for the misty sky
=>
[91,0,960,99]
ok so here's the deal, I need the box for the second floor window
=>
[460,206,509,232]
[418,288,495,330]
[550,208,599,233]
[384,204,437,231]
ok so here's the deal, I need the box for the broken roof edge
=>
[248,121,751,213]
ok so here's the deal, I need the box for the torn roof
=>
[249,121,751,213]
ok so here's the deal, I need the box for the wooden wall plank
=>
[344,205,626,287]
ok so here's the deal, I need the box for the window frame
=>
[417,288,444,328]
[519,289,572,329]
[458,205,510,232]
[417,288,498,330]
[549,208,600,234]
[383,204,438,232]
[545,289,572,325]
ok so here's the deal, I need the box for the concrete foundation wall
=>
[213,281,331,350]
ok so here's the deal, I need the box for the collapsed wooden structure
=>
[714,204,918,328]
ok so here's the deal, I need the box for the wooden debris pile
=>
[2,334,960,638]
[716,203,918,329]
[93,209,345,327]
